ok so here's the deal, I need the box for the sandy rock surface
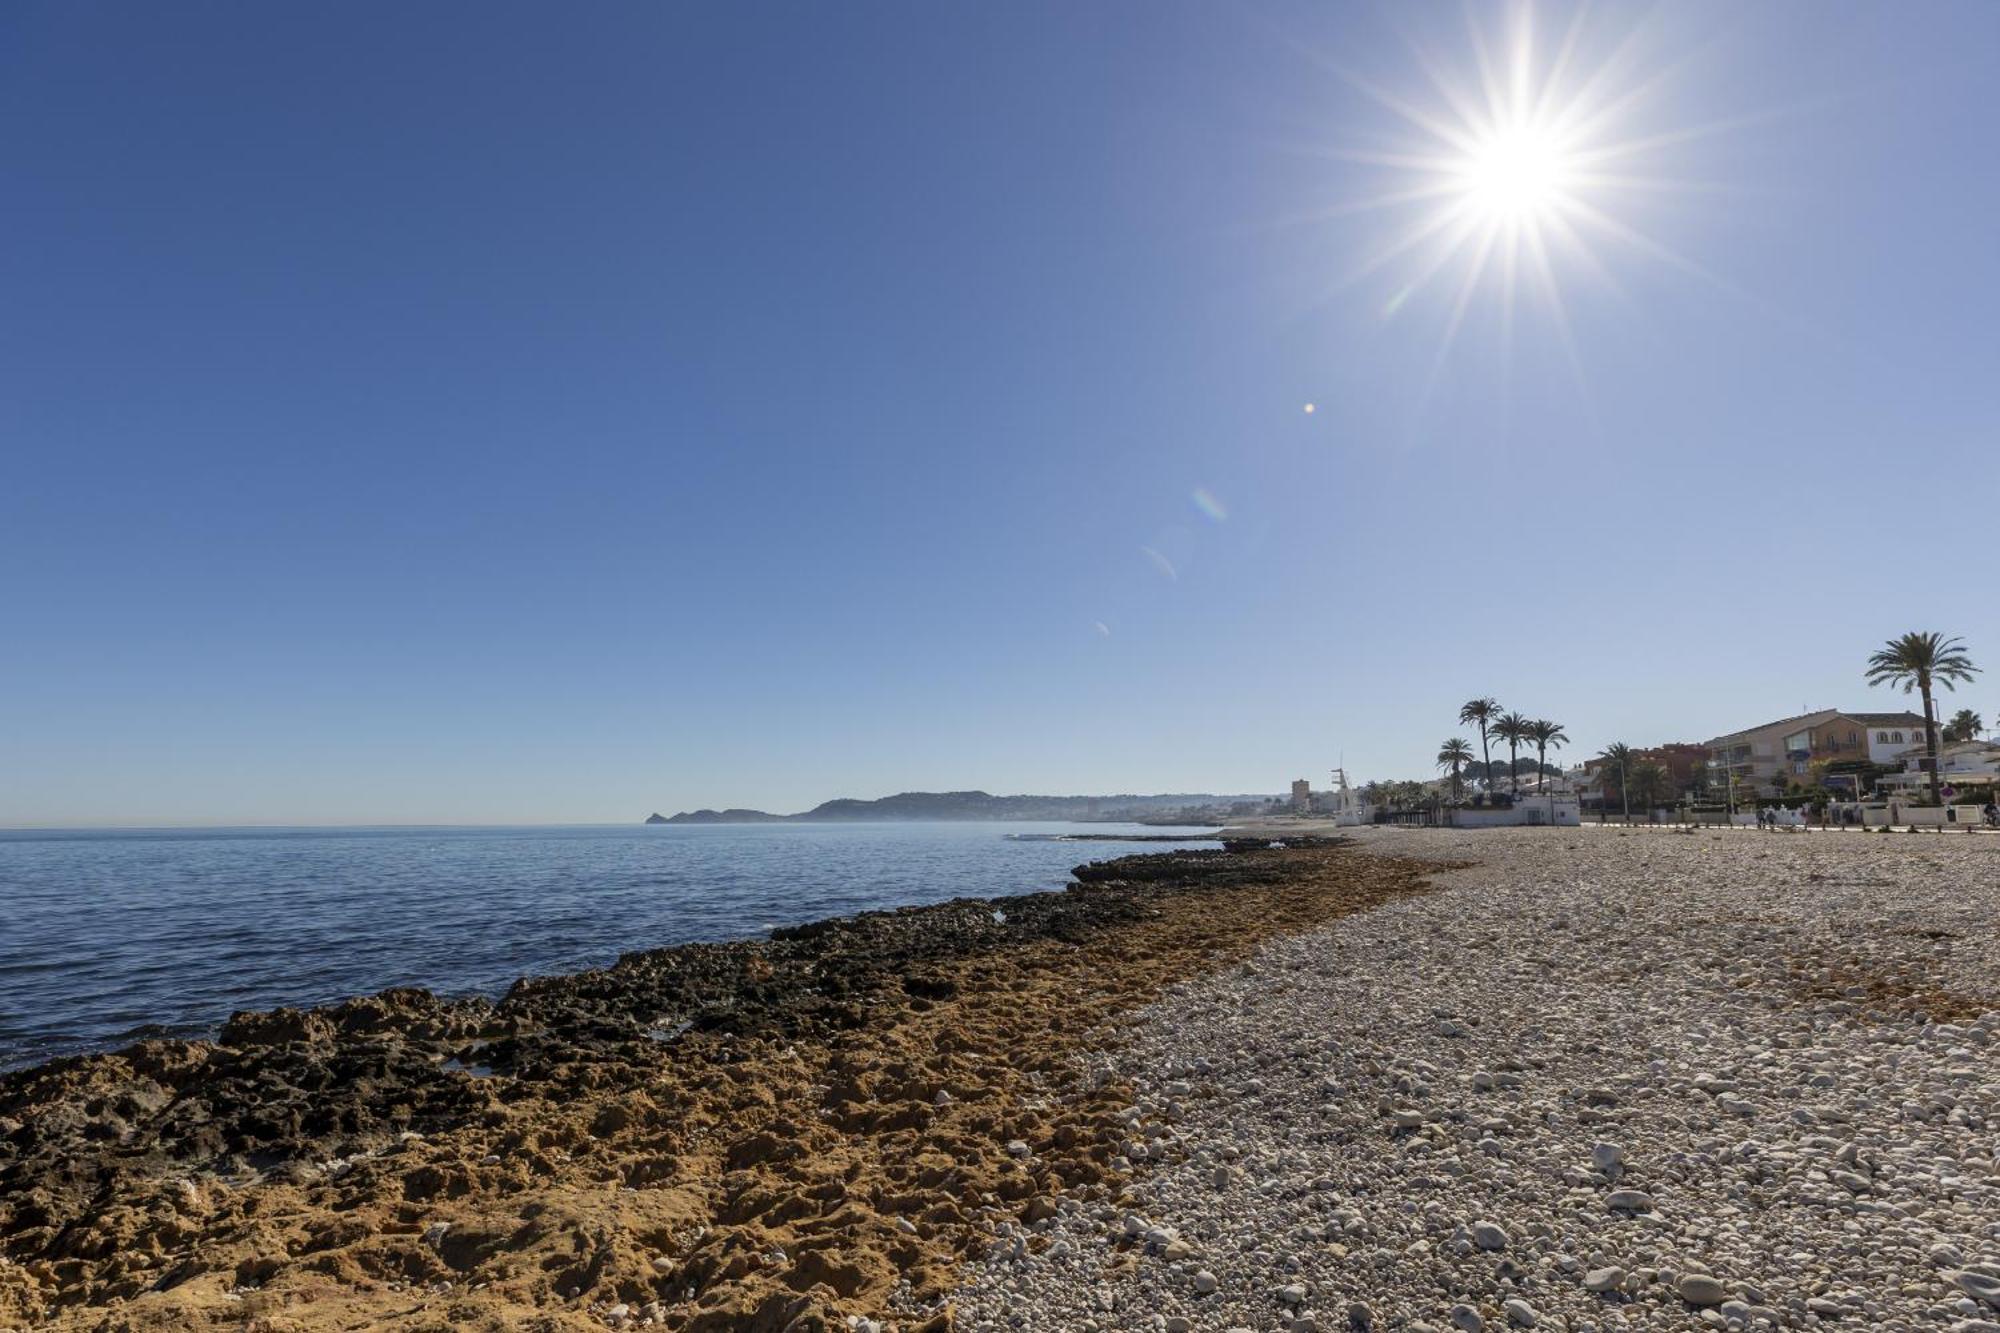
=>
[953,827,2000,1333]
[0,841,1428,1333]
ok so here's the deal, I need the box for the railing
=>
[1586,809,1995,832]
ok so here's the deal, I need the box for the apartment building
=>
[1705,708,1931,791]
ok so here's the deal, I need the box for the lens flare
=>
[1139,546,1178,581]
[1190,488,1229,523]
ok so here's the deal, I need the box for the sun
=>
[1459,123,1574,224]
[1297,1,1729,372]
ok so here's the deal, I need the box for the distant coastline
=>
[646,788,1279,825]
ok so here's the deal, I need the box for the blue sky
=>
[5,2,1996,825]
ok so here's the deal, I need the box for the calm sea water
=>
[0,821,1215,1071]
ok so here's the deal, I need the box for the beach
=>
[4,830,1996,1332]
[958,827,2000,1332]
[0,839,1425,1331]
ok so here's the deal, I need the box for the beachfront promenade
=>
[1224,814,2000,839]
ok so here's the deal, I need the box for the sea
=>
[0,821,1219,1072]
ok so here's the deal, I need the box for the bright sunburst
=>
[1303,2,1732,374]
[1459,124,1574,224]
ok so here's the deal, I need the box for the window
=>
[1877,732,1890,743]
[1892,731,1904,743]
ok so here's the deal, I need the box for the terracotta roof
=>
[1706,708,1931,745]
[1703,709,1841,745]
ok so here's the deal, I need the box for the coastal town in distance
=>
[653,631,1998,834]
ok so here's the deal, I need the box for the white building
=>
[1877,739,2000,797]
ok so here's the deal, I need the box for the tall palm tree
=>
[1437,738,1474,802]
[1458,699,1501,795]
[1627,760,1676,811]
[1865,631,1980,805]
[1600,742,1633,819]
[1493,711,1531,793]
[1528,719,1569,791]
[1943,708,1984,743]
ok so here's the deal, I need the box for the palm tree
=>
[1458,699,1501,795]
[1528,719,1569,792]
[1600,742,1633,820]
[1627,760,1676,811]
[1492,711,1531,794]
[1943,708,1984,743]
[1865,632,1980,805]
[1437,738,1474,802]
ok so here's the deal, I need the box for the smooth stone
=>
[1955,1272,2000,1309]
[1678,1273,1730,1306]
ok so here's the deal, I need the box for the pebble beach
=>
[953,827,2000,1333]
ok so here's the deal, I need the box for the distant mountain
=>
[653,808,789,824]
[801,791,1095,821]
[645,790,1275,824]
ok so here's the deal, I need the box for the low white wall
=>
[1890,804,1986,827]
[1451,798,1580,828]
[1826,803,1985,828]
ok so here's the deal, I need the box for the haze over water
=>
[0,822,1214,1070]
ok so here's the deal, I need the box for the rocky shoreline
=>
[0,837,1433,1332]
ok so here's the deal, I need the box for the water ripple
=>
[0,821,1216,1068]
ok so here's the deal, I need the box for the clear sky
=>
[5,2,1997,825]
